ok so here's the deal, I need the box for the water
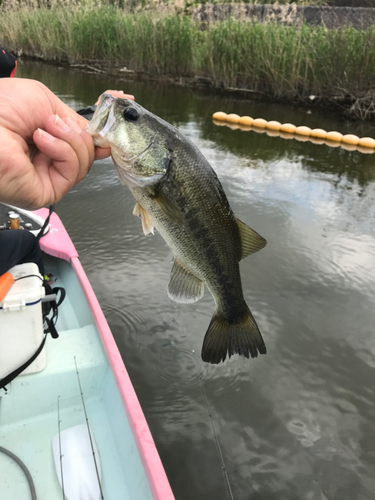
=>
[17,60,375,500]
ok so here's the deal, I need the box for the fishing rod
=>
[57,396,65,500]
[74,357,105,500]
[54,361,104,500]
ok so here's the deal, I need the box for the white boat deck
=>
[0,255,154,500]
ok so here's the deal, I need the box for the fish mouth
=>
[86,93,116,146]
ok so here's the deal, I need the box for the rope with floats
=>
[212,112,375,154]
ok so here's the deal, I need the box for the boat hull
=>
[0,207,174,500]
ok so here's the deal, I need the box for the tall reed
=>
[1,8,197,75]
[1,7,375,116]
[202,20,375,100]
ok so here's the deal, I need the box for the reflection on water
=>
[17,60,375,500]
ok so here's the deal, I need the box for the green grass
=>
[1,7,375,116]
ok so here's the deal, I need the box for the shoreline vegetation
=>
[2,6,375,119]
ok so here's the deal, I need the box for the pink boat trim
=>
[33,208,78,262]
[33,208,175,500]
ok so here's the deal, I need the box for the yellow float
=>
[266,121,282,131]
[325,131,343,142]
[226,114,240,124]
[238,116,254,126]
[295,126,311,136]
[252,126,267,134]
[252,118,268,128]
[310,129,327,139]
[212,111,228,121]
[280,123,296,134]
[358,137,375,149]
[342,134,359,145]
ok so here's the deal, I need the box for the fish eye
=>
[123,107,139,122]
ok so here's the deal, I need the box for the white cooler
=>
[0,262,46,380]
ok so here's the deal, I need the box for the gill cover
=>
[111,138,171,188]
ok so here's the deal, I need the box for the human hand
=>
[0,78,97,209]
[0,79,134,209]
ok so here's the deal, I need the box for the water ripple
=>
[151,343,202,388]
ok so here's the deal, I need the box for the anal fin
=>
[133,202,155,235]
[167,258,204,304]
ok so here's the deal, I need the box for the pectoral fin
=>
[236,218,267,259]
[152,190,183,226]
[167,258,204,304]
[133,202,155,235]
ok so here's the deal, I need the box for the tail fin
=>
[201,306,266,364]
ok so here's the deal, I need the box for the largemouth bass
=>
[87,94,267,364]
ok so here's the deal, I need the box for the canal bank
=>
[2,7,375,119]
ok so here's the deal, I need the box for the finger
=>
[32,129,80,203]
[94,146,112,160]
[44,114,95,183]
[65,116,96,182]
[95,90,135,105]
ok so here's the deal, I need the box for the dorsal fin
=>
[236,218,267,259]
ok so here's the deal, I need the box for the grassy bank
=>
[1,7,375,118]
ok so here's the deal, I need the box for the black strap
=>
[53,287,66,308]
[36,204,54,241]
[44,286,65,338]
[44,317,59,340]
[0,334,48,391]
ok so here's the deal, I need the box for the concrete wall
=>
[192,5,375,30]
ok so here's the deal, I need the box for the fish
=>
[87,94,267,364]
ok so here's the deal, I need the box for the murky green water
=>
[17,60,375,500]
